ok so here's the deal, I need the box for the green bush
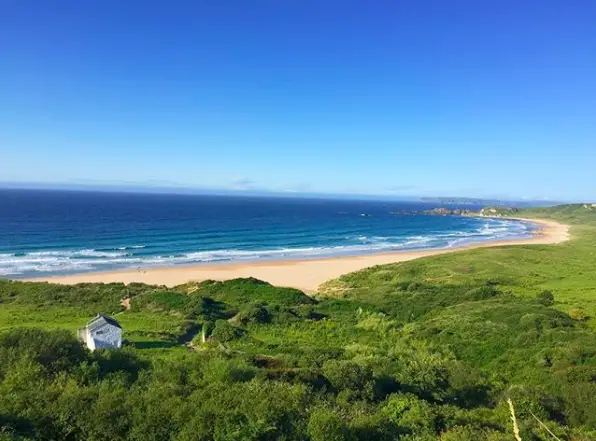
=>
[439,426,510,441]
[536,290,555,306]
[211,320,241,342]
[322,360,374,396]
[382,393,436,435]
[132,290,188,312]
[237,304,270,324]
[0,328,88,376]
[307,409,348,441]
[466,286,501,301]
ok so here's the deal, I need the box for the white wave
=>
[0,248,135,276]
[0,220,535,276]
[19,249,129,258]
[0,239,434,276]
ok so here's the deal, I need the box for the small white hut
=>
[78,314,122,351]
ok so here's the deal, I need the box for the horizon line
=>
[0,181,569,205]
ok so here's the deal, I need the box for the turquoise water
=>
[0,190,535,277]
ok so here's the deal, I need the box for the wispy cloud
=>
[229,177,258,191]
[278,183,313,193]
[384,185,418,193]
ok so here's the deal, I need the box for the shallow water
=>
[0,190,534,277]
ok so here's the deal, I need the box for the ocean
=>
[0,189,535,278]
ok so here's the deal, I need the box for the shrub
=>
[307,409,348,441]
[439,426,510,441]
[569,308,588,322]
[211,320,241,342]
[466,286,501,301]
[133,290,188,312]
[536,290,555,306]
[519,313,544,331]
[0,328,88,376]
[382,393,436,435]
[392,347,451,401]
[185,296,233,321]
[322,360,373,394]
[201,357,256,384]
[238,305,270,325]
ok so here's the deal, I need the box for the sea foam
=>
[0,191,535,278]
[0,218,535,277]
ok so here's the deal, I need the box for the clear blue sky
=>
[1,1,595,201]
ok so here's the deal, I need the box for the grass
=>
[319,204,596,327]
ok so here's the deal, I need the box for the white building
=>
[78,314,122,351]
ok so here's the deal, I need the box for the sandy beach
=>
[30,218,569,293]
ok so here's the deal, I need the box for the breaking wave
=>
[0,218,535,277]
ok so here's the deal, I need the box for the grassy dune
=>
[320,204,596,326]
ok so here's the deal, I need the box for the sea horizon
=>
[0,189,537,278]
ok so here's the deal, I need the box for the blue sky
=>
[1,1,595,201]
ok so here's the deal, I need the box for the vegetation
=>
[1,204,596,440]
[479,206,521,216]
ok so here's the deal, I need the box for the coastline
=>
[27,218,570,293]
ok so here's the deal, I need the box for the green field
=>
[1,204,595,441]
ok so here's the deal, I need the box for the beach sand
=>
[30,218,569,293]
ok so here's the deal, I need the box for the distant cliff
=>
[390,207,478,216]
[422,207,477,216]
[390,206,523,217]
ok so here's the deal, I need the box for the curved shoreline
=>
[27,218,570,293]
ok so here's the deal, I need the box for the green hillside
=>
[1,205,596,440]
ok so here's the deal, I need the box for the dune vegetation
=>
[1,205,595,441]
